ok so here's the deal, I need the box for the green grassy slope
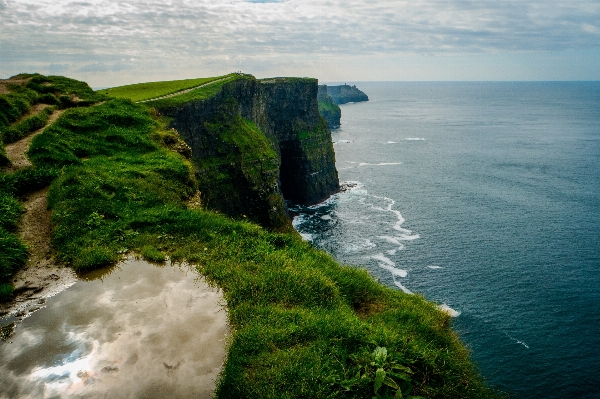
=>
[0,73,103,300]
[99,74,234,102]
[21,80,503,398]
[141,74,241,107]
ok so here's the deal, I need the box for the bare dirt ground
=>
[2,109,64,173]
[0,188,77,318]
[0,76,31,94]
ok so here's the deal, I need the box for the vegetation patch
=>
[100,74,233,102]
[0,73,103,299]
[143,74,242,108]
[0,283,14,303]
[23,78,503,398]
[2,106,53,144]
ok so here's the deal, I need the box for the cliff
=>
[155,75,339,230]
[327,84,369,104]
[317,85,341,129]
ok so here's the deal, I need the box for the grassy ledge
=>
[23,76,503,398]
[139,74,242,108]
[99,74,235,103]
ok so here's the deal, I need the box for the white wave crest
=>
[372,253,408,278]
[299,233,313,242]
[393,279,413,294]
[438,304,461,317]
[358,162,402,167]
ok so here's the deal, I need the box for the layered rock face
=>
[317,85,341,129]
[256,78,339,205]
[156,75,339,230]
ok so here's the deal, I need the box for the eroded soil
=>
[0,188,77,318]
[2,109,64,173]
[1,107,75,318]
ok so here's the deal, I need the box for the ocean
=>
[292,81,600,398]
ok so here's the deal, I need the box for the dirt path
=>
[136,76,233,103]
[2,109,64,173]
[0,188,77,318]
[0,108,76,318]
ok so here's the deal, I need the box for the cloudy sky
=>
[1,0,599,87]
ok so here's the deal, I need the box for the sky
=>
[1,0,600,87]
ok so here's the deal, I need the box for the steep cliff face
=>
[257,78,339,205]
[317,85,341,129]
[155,75,339,230]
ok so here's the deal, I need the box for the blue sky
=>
[1,0,599,87]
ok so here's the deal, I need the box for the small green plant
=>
[85,211,104,229]
[335,347,423,399]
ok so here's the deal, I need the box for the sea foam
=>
[372,253,408,278]
[438,304,461,317]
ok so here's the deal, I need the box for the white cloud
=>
[1,0,599,84]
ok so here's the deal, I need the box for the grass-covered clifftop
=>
[1,73,502,398]
[98,74,234,103]
[0,73,104,299]
[111,74,340,228]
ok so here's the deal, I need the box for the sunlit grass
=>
[27,90,503,397]
[99,74,234,102]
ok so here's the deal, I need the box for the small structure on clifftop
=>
[326,84,369,105]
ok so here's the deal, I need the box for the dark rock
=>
[317,85,341,129]
[155,75,339,231]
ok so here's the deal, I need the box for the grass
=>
[0,73,103,300]
[0,282,14,302]
[142,74,242,108]
[25,81,503,398]
[99,74,234,102]
[2,106,53,144]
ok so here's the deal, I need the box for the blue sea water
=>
[292,82,600,398]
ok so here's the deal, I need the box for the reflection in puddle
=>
[0,258,228,399]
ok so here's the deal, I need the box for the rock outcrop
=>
[327,84,369,104]
[317,85,341,129]
[155,75,339,231]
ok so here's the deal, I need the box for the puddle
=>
[0,258,228,399]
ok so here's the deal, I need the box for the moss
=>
[196,109,287,229]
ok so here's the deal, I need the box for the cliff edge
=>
[153,75,339,230]
[317,85,341,129]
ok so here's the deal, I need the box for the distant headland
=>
[317,84,369,128]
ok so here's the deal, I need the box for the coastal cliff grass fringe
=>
[24,93,504,398]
